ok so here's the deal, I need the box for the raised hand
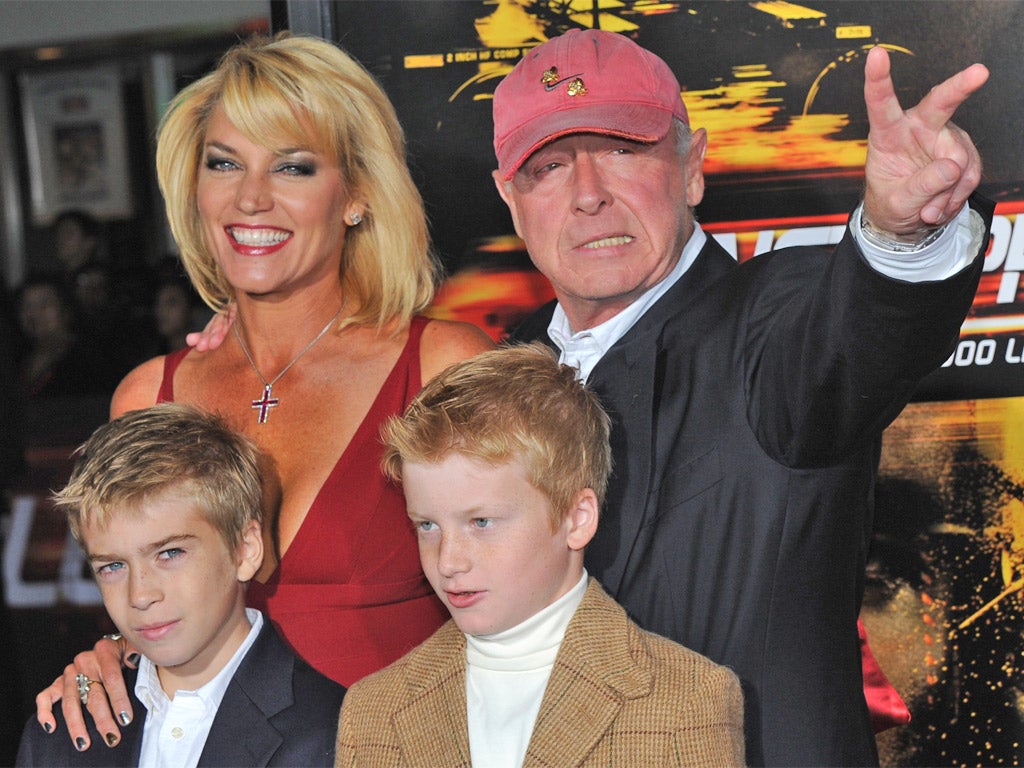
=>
[862,46,988,238]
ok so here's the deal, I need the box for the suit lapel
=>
[392,622,473,766]
[198,622,288,767]
[586,334,658,594]
[587,238,736,594]
[199,690,282,767]
[524,581,650,767]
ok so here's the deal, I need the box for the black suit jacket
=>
[512,202,991,767]
[16,619,346,767]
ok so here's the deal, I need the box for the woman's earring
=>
[348,213,363,226]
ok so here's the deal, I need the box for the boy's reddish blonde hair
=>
[382,343,611,530]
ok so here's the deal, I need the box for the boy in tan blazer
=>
[336,344,744,767]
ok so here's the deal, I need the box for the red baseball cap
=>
[493,29,689,180]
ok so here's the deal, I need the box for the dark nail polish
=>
[126,652,141,666]
[42,722,53,734]
[119,711,131,726]
[105,732,119,747]
[75,737,88,751]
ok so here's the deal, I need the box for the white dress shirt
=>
[135,608,262,768]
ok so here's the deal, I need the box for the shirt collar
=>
[548,226,707,382]
[135,608,263,716]
[465,571,588,671]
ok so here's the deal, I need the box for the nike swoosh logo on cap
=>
[544,73,584,91]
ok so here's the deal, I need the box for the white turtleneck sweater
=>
[465,572,588,768]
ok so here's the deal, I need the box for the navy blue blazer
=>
[16,619,346,767]
[512,200,992,767]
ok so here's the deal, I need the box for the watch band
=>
[859,211,947,253]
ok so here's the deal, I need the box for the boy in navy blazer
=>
[17,404,345,767]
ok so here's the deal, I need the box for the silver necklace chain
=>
[233,302,344,424]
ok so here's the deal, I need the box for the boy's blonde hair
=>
[54,404,262,550]
[156,32,438,328]
[382,344,611,529]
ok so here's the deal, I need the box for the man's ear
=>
[685,127,708,208]
[491,169,511,206]
[235,520,264,583]
[492,170,524,239]
[566,488,599,552]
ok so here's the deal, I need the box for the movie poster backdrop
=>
[333,2,1024,765]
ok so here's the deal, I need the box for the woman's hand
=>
[186,304,236,351]
[35,635,139,750]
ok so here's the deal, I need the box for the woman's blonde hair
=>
[156,33,438,327]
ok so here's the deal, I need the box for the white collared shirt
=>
[548,203,981,380]
[135,608,263,768]
[465,573,588,768]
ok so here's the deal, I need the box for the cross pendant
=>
[251,384,280,424]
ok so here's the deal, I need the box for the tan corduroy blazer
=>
[335,579,745,767]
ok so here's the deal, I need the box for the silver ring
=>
[75,673,98,706]
[103,632,127,661]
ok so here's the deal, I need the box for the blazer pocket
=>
[654,444,723,520]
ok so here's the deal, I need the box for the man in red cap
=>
[499,28,991,767]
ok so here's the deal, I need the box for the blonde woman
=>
[36,33,492,751]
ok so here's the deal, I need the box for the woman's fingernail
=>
[75,737,88,751]
[126,653,141,666]
[42,722,53,733]
[119,711,131,726]
[105,732,119,747]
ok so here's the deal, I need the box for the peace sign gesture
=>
[862,46,989,240]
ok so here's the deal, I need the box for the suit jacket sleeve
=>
[742,196,992,466]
